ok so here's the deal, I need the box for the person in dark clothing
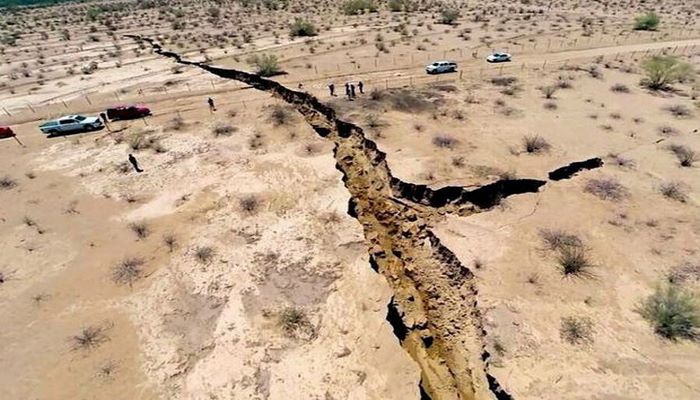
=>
[207,97,216,113]
[345,82,351,99]
[328,83,335,96]
[350,84,356,99]
[358,81,364,94]
[128,154,143,173]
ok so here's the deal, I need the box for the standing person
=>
[328,83,335,96]
[358,81,364,94]
[345,82,351,99]
[99,112,110,131]
[128,154,143,173]
[207,97,216,113]
[350,83,356,99]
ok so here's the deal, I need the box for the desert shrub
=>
[369,88,383,100]
[212,122,237,137]
[342,0,377,15]
[162,233,177,252]
[540,85,558,99]
[194,246,215,264]
[70,325,108,351]
[491,76,517,87]
[432,134,458,149]
[657,125,679,136]
[610,83,630,93]
[522,135,550,154]
[638,284,699,340]
[667,263,700,286]
[607,153,636,169]
[584,178,627,200]
[439,8,459,25]
[560,316,594,344]
[634,11,660,31]
[641,56,693,90]
[289,19,316,37]
[387,0,406,12]
[128,221,150,240]
[539,229,583,251]
[246,54,281,77]
[543,101,558,110]
[277,306,312,337]
[239,194,261,214]
[167,116,185,131]
[111,257,144,286]
[365,114,385,129]
[659,181,688,202]
[557,246,595,278]
[268,104,295,126]
[0,175,17,190]
[668,144,697,167]
[664,104,692,118]
[387,89,433,112]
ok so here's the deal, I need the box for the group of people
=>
[328,81,364,99]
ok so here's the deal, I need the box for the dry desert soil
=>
[1,1,699,399]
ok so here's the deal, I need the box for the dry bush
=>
[667,262,700,286]
[268,105,295,126]
[96,360,118,380]
[638,284,699,340]
[111,257,144,286]
[560,316,594,345]
[0,175,17,190]
[167,116,185,131]
[606,153,636,169]
[539,229,583,251]
[128,221,150,239]
[239,194,261,215]
[194,246,215,264]
[668,144,697,167]
[162,233,177,252]
[212,122,237,137]
[365,114,386,130]
[432,134,458,149]
[557,246,595,278]
[522,135,550,154]
[543,101,558,110]
[584,178,628,200]
[641,56,693,90]
[659,181,688,202]
[70,325,108,351]
[610,83,630,93]
[277,306,313,338]
[540,85,558,99]
[490,76,517,87]
[657,125,679,136]
[664,104,692,118]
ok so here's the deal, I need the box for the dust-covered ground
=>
[1,1,699,399]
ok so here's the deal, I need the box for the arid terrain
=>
[1,1,699,399]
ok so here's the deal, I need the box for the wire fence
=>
[2,33,698,127]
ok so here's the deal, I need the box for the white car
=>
[425,61,457,74]
[39,115,103,136]
[486,52,512,63]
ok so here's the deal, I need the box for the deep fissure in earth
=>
[131,36,602,400]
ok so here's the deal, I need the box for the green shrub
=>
[638,284,699,340]
[634,11,660,31]
[246,54,281,77]
[289,19,316,37]
[641,55,693,90]
[342,0,377,15]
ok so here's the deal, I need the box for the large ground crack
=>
[129,36,602,400]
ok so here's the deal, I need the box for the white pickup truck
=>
[39,115,103,136]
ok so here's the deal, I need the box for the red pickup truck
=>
[106,104,151,121]
[0,126,15,139]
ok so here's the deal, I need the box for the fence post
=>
[2,107,10,116]
[28,104,36,113]
[85,95,91,105]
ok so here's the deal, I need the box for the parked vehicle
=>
[106,104,151,120]
[486,52,512,63]
[39,115,103,136]
[0,126,14,139]
[426,61,457,74]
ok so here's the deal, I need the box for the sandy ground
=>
[1,1,699,399]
